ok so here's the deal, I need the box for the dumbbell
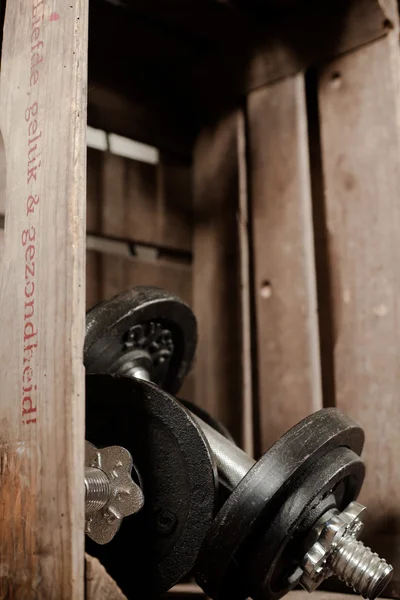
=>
[84,286,393,600]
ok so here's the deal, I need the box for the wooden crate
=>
[0,0,399,597]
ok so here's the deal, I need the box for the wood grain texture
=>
[237,111,254,456]
[248,74,322,454]
[192,0,390,121]
[88,83,193,158]
[0,1,88,597]
[85,554,127,600]
[318,33,400,591]
[193,112,242,444]
[0,130,5,215]
[87,149,192,252]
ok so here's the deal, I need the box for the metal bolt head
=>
[85,441,144,545]
[301,501,367,592]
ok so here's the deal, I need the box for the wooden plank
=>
[318,32,400,593]
[85,554,127,600]
[193,112,242,444]
[0,1,88,597]
[100,152,158,244]
[158,153,192,253]
[247,74,322,453]
[88,84,193,158]
[87,149,192,252]
[288,592,379,600]
[192,0,390,120]
[0,130,5,215]
[237,111,254,456]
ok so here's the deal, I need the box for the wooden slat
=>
[158,153,192,253]
[0,130,5,215]
[193,112,242,444]
[318,32,400,593]
[87,149,192,252]
[0,0,87,598]
[85,554,127,600]
[88,85,193,158]
[193,0,390,120]
[237,111,254,456]
[248,74,322,453]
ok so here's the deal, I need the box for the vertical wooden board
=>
[248,74,322,453]
[87,147,104,233]
[101,152,158,243]
[0,1,88,598]
[158,154,193,252]
[87,148,192,252]
[86,249,103,310]
[318,36,400,584]
[98,254,192,306]
[0,131,5,215]
[193,113,242,443]
[237,111,255,456]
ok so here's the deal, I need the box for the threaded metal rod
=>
[116,363,392,599]
[330,536,393,600]
[192,414,393,600]
[85,466,110,515]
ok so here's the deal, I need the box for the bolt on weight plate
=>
[242,446,365,600]
[85,286,197,394]
[194,408,364,600]
[85,374,217,597]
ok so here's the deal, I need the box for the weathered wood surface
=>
[192,112,243,444]
[318,29,400,592]
[0,1,88,598]
[248,74,322,453]
[85,554,127,600]
[87,148,192,252]
[237,111,254,456]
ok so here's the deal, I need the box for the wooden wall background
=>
[1,0,399,597]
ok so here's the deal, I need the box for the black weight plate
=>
[242,446,365,600]
[180,399,236,444]
[194,408,364,600]
[85,286,197,394]
[85,375,217,597]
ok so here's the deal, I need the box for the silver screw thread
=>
[85,467,110,516]
[329,536,393,600]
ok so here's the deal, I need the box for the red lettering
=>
[25,101,38,123]
[24,322,37,342]
[23,343,38,365]
[30,70,39,87]
[28,132,42,146]
[25,262,35,281]
[31,53,43,69]
[23,366,33,384]
[32,0,44,21]
[27,161,40,184]
[22,227,35,246]
[28,119,38,137]
[28,143,38,164]
[25,245,35,263]
[24,300,34,320]
[25,281,35,298]
[31,27,40,43]
[31,40,43,52]
[22,397,37,416]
